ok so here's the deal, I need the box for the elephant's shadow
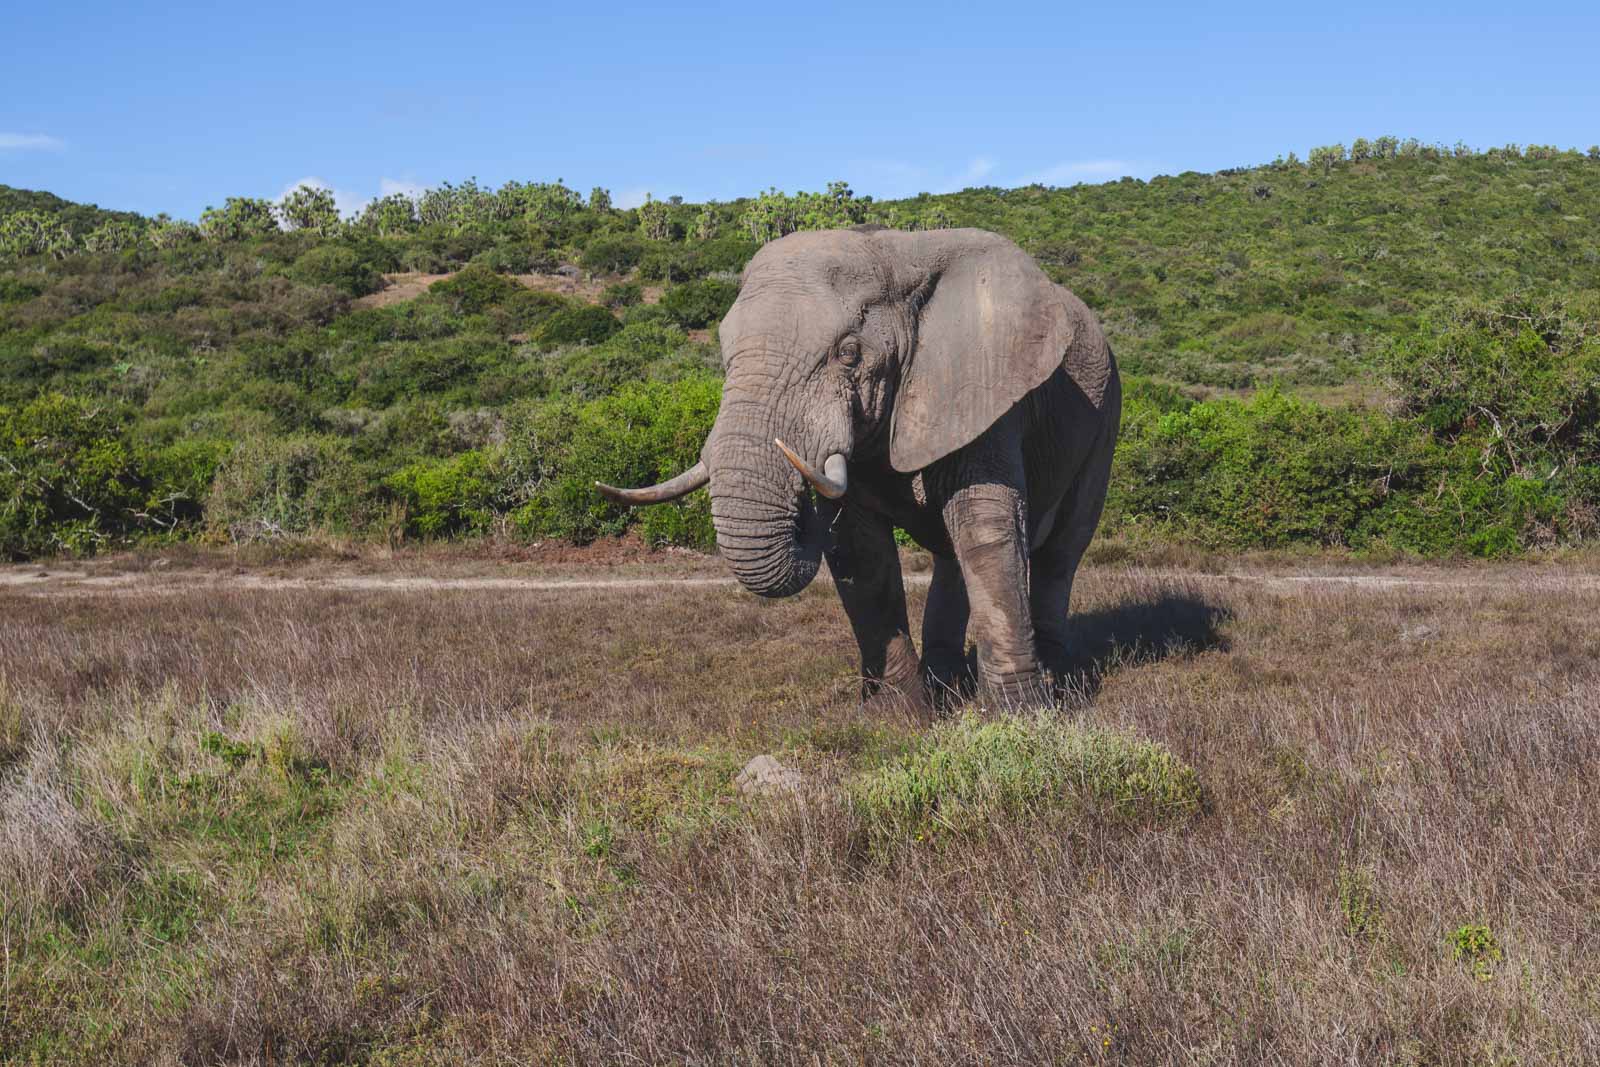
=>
[928,591,1232,710]
[1057,592,1232,701]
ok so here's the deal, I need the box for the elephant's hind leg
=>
[921,554,973,706]
[1030,428,1116,685]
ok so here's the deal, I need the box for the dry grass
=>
[3,557,1600,1064]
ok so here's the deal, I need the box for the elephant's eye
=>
[836,340,861,367]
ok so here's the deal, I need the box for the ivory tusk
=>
[595,461,710,505]
[774,439,848,500]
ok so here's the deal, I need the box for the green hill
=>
[0,184,146,237]
[2,141,1599,559]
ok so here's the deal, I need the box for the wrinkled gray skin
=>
[608,227,1120,709]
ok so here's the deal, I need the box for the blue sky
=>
[4,1,1598,219]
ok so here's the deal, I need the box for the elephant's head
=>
[598,227,1086,598]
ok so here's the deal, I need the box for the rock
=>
[735,754,806,798]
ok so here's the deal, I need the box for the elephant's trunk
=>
[707,430,825,599]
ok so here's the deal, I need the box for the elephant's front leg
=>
[822,503,925,709]
[942,460,1045,702]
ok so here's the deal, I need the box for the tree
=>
[82,219,141,253]
[354,194,419,236]
[693,203,719,241]
[198,197,277,241]
[0,210,77,258]
[277,184,342,235]
[416,179,498,231]
[1308,144,1347,174]
[145,214,200,249]
[589,187,613,212]
[499,180,583,225]
[638,194,672,241]
[739,181,869,244]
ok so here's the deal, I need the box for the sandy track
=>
[5,565,1600,598]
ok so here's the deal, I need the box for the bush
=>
[288,245,381,296]
[851,712,1201,847]
[688,231,758,275]
[0,276,44,303]
[505,376,719,545]
[600,281,644,309]
[427,264,522,314]
[1448,923,1502,981]
[470,243,557,274]
[387,449,504,537]
[622,302,673,327]
[579,234,647,274]
[532,304,621,347]
[205,434,383,540]
[0,394,147,556]
[1384,294,1600,475]
[549,321,689,399]
[661,278,738,328]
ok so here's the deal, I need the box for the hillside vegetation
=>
[3,139,1599,559]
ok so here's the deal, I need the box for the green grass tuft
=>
[850,712,1201,845]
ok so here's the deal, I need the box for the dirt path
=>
[5,564,1600,598]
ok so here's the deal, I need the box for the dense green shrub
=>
[661,278,738,328]
[288,245,382,296]
[205,434,383,540]
[532,304,620,346]
[387,449,504,537]
[332,299,462,343]
[505,376,719,545]
[688,231,759,275]
[1384,294,1600,474]
[427,264,522,314]
[0,276,45,303]
[600,281,644,309]
[579,234,647,274]
[0,394,153,556]
[547,322,691,398]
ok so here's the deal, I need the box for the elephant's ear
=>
[889,230,1079,473]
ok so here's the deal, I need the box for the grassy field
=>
[3,549,1600,1064]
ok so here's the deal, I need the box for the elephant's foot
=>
[861,635,934,722]
[862,679,934,724]
[975,665,1058,711]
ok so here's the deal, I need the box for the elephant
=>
[598,226,1121,710]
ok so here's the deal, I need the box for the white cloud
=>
[961,156,996,184]
[1016,159,1138,187]
[277,176,367,218]
[614,186,653,210]
[0,132,64,151]
[378,177,425,200]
